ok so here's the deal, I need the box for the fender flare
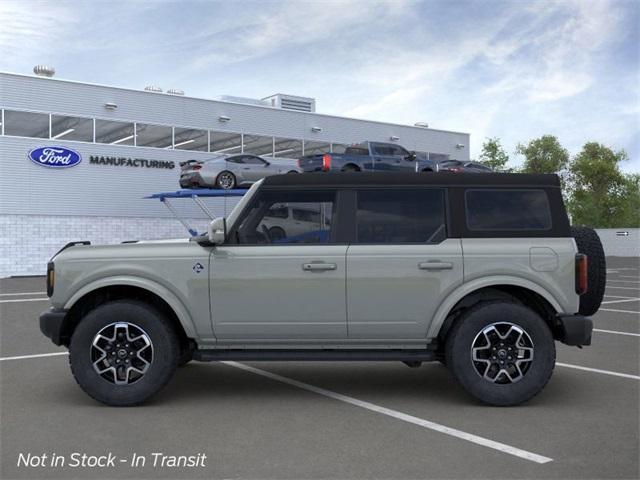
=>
[64,275,198,338]
[426,275,563,339]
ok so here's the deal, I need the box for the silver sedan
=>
[179,154,300,189]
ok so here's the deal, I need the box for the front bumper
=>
[39,308,69,346]
[556,314,593,346]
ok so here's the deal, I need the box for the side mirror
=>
[208,217,227,245]
[264,161,271,167]
[407,151,417,161]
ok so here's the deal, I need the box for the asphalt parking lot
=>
[1,256,638,480]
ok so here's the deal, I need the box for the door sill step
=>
[192,349,437,362]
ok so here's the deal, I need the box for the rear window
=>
[465,189,552,231]
[345,147,369,156]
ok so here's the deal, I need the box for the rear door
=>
[346,188,463,339]
[236,155,270,183]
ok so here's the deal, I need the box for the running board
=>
[193,349,437,362]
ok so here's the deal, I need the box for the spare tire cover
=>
[571,226,606,316]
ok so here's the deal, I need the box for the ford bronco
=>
[40,173,605,406]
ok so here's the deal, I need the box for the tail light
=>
[575,254,588,295]
[46,262,55,297]
[450,167,463,173]
[322,154,332,171]
[297,158,301,168]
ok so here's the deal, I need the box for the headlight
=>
[47,262,55,297]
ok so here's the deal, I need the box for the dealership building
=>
[0,69,470,277]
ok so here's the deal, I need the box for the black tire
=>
[69,300,180,406]
[445,301,555,406]
[571,226,606,316]
[287,170,298,174]
[341,164,359,172]
[178,350,193,367]
[215,171,236,189]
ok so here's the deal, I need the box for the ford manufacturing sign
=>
[28,146,82,168]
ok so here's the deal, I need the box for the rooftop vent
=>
[262,94,316,113]
[33,65,55,77]
[144,85,163,93]
[167,89,184,96]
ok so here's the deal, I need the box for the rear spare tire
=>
[571,226,606,316]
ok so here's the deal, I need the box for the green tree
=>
[516,135,569,174]
[479,137,509,171]
[567,142,638,227]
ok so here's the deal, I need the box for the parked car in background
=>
[297,141,438,173]
[261,204,332,242]
[180,154,300,189]
[437,160,493,173]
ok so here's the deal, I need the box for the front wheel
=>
[445,301,555,406]
[69,300,180,406]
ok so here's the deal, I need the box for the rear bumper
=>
[556,314,593,346]
[39,308,69,346]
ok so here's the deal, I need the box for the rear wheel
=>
[341,165,359,172]
[571,226,606,316]
[216,171,236,189]
[445,301,555,406]
[69,300,180,406]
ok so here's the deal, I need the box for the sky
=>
[1,0,638,171]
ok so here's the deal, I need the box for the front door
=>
[346,188,463,339]
[210,188,347,340]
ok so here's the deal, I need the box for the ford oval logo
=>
[28,146,82,168]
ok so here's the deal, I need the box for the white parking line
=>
[606,285,640,291]
[0,297,49,304]
[223,361,553,464]
[617,275,640,279]
[604,295,637,299]
[0,292,46,296]
[556,363,640,380]
[593,328,640,337]
[607,280,640,285]
[599,308,640,314]
[0,352,68,362]
[601,297,640,305]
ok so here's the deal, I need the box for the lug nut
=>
[112,352,115,356]
[116,359,120,363]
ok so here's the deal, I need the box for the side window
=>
[242,155,266,165]
[356,189,446,244]
[465,189,552,231]
[235,191,335,245]
[391,145,410,157]
[226,156,244,164]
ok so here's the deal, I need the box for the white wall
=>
[595,229,640,257]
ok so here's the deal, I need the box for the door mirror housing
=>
[407,151,417,161]
[208,217,227,245]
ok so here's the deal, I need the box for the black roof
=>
[263,172,561,188]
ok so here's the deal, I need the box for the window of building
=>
[173,127,208,151]
[3,110,49,138]
[135,123,173,148]
[356,189,446,244]
[243,134,274,156]
[235,190,335,244]
[210,131,243,154]
[272,137,303,158]
[95,119,135,145]
[465,189,552,231]
[303,141,331,156]
[51,114,93,142]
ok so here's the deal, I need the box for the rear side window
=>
[465,189,552,231]
[356,189,446,244]
[345,147,369,156]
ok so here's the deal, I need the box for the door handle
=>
[302,262,337,272]
[418,261,453,271]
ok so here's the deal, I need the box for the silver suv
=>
[40,173,605,406]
